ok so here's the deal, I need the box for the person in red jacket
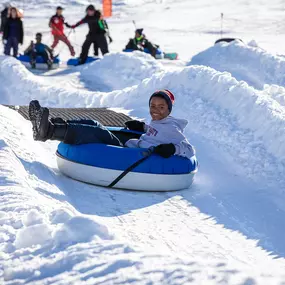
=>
[49,6,75,56]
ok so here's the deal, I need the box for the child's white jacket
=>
[125,116,195,159]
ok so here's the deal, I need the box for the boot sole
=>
[29,100,42,128]
[29,101,49,141]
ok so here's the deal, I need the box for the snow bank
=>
[0,54,162,105]
[188,40,285,89]
[80,52,163,92]
[0,56,98,106]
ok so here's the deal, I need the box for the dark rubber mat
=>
[5,106,131,127]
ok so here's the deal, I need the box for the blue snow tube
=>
[56,128,198,191]
[57,143,197,174]
[67,57,100,66]
[123,48,164,58]
[17,54,60,64]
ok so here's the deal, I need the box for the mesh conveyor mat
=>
[5,106,131,127]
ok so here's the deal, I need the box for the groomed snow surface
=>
[2,0,285,283]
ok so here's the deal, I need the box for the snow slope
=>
[1,50,285,282]
[2,0,285,283]
[1,96,285,284]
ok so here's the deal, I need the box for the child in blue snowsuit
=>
[28,90,195,159]
[3,7,23,57]
[24,33,53,68]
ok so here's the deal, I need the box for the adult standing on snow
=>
[49,6,75,56]
[93,11,112,56]
[1,2,11,53]
[0,2,11,34]
[70,5,109,64]
[3,7,23,57]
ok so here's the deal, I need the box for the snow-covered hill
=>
[188,40,285,89]
[1,105,285,284]
[1,0,285,284]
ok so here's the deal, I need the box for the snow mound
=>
[0,54,162,106]
[53,216,112,246]
[22,209,46,227]
[15,222,52,249]
[188,41,285,89]
[0,56,97,106]
[50,208,73,224]
[80,52,164,91]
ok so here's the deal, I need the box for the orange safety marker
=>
[103,0,112,18]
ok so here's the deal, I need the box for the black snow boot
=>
[50,117,66,124]
[30,60,36,69]
[29,100,50,141]
[47,60,53,70]
[49,123,67,141]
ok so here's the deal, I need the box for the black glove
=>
[154,143,176,158]
[65,23,71,28]
[125,120,145,132]
[109,36,113,43]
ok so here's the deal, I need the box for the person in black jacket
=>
[1,3,10,53]
[3,7,23,57]
[93,15,112,56]
[70,5,109,64]
[125,29,158,58]
[0,3,11,33]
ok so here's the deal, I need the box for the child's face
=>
[57,9,62,15]
[149,97,170,121]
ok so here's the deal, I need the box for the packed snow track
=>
[1,0,285,284]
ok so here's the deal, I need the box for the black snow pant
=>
[80,34,109,64]
[125,38,157,57]
[61,119,121,146]
[4,37,19,57]
[144,40,157,57]
[94,42,99,56]
[125,39,139,50]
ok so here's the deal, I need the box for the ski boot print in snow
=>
[29,100,50,141]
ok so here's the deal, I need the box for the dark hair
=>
[86,4,95,12]
[10,7,19,19]
[136,29,144,36]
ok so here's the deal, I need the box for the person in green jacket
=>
[125,28,158,58]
